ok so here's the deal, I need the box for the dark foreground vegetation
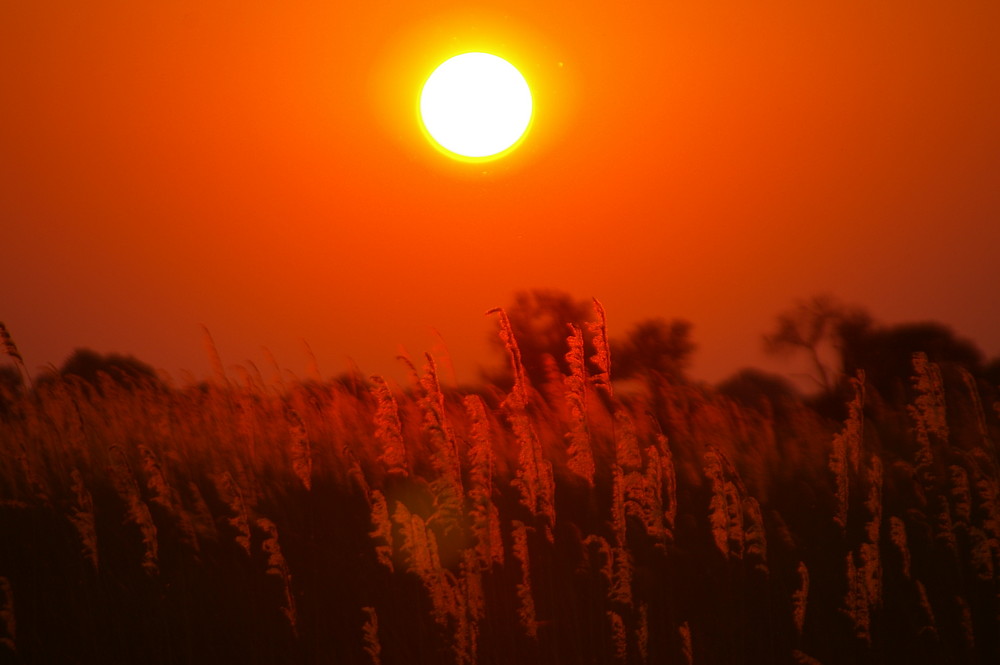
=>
[1,299,998,665]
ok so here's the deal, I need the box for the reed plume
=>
[370,375,409,477]
[257,517,297,637]
[369,489,394,572]
[678,621,693,665]
[586,298,612,396]
[909,353,948,469]
[889,516,911,579]
[0,321,29,385]
[511,520,538,639]
[361,606,382,665]
[285,406,312,491]
[214,470,251,556]
[830,373,865,533]
[200,325,228,387]
[139,445,199,553]
[608,610,627,664]
[108,445,159,575]
[564,324,596,486]
[792,561,809,638]
[68,469,99,572]
[464,395,504,568]
[417,355,465,536]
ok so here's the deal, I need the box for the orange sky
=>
[3,1,999,387]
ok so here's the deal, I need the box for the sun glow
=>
[419,53,533,161]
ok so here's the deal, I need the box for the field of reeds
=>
[1,309,998,665]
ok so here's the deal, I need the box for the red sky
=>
[3,1,999,388]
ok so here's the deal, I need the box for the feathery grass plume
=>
[214,470,252,556]
[69,469,99,572]
[185,480,219,547]
[564,324,596,486]
[342,443,373,497]
[487,307,529,404]
[955,595,976,651]
[200,325,228,387]
[461,547,486,623]
[915,581,937,636]
[959,367,993,444]
[613,408,668,545]
[932,493,961,561]
[15,446,50,506]
[285,406,312,491]
[369,489,394,572]
[586,298,612,396]
[257,517,297,637]
[948,464,972,526]
[510,520,538,639]
[710,440,751,551]
[583,534,615,587]
[909,353,948,469]
[860,455,883,610]
[0,577,13,654]
[489,308,556,538]
[830,373,865,532]
[614,407,643,471]
[455,551,484,665]
[704,448,731,558]
[966,450,1000,558]
[704,445,746,559]
[640,444,668,545]
[108,445,159,575]
[968,526,995,581]
[370,375,409,477]
[889,516,912,579]
[610,544,634,609]
[654,433,678,537]
[743,496,768,575]
[417,355,465,536]
[361,607,382,665]
[391,501,472,661]
[0,321,29,386]
[392,500,434,575]
[0,322,23,363]
[843,551,871,644]
[508,391,557,541]
[792,561,809,638]
[608,610,628,664]
[464,395,504,568]
[678,621,693,665]
[611,464,627,544]
[139,445,199,553]
[637,602,649,665]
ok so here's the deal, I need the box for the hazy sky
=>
[3,1,999,387]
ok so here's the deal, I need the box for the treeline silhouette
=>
[0,295,998,665]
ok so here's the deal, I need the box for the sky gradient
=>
[3,1,999,387]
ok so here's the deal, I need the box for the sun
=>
[419,53,533,162]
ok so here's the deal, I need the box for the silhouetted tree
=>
[840,321,984,402]
[37,348,163,392]
[764,294,872,393]
[717,368,800,414]
[611,318,695,384]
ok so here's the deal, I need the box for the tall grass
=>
[0,316,998,664]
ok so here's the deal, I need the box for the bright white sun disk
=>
[420,53,532,159]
